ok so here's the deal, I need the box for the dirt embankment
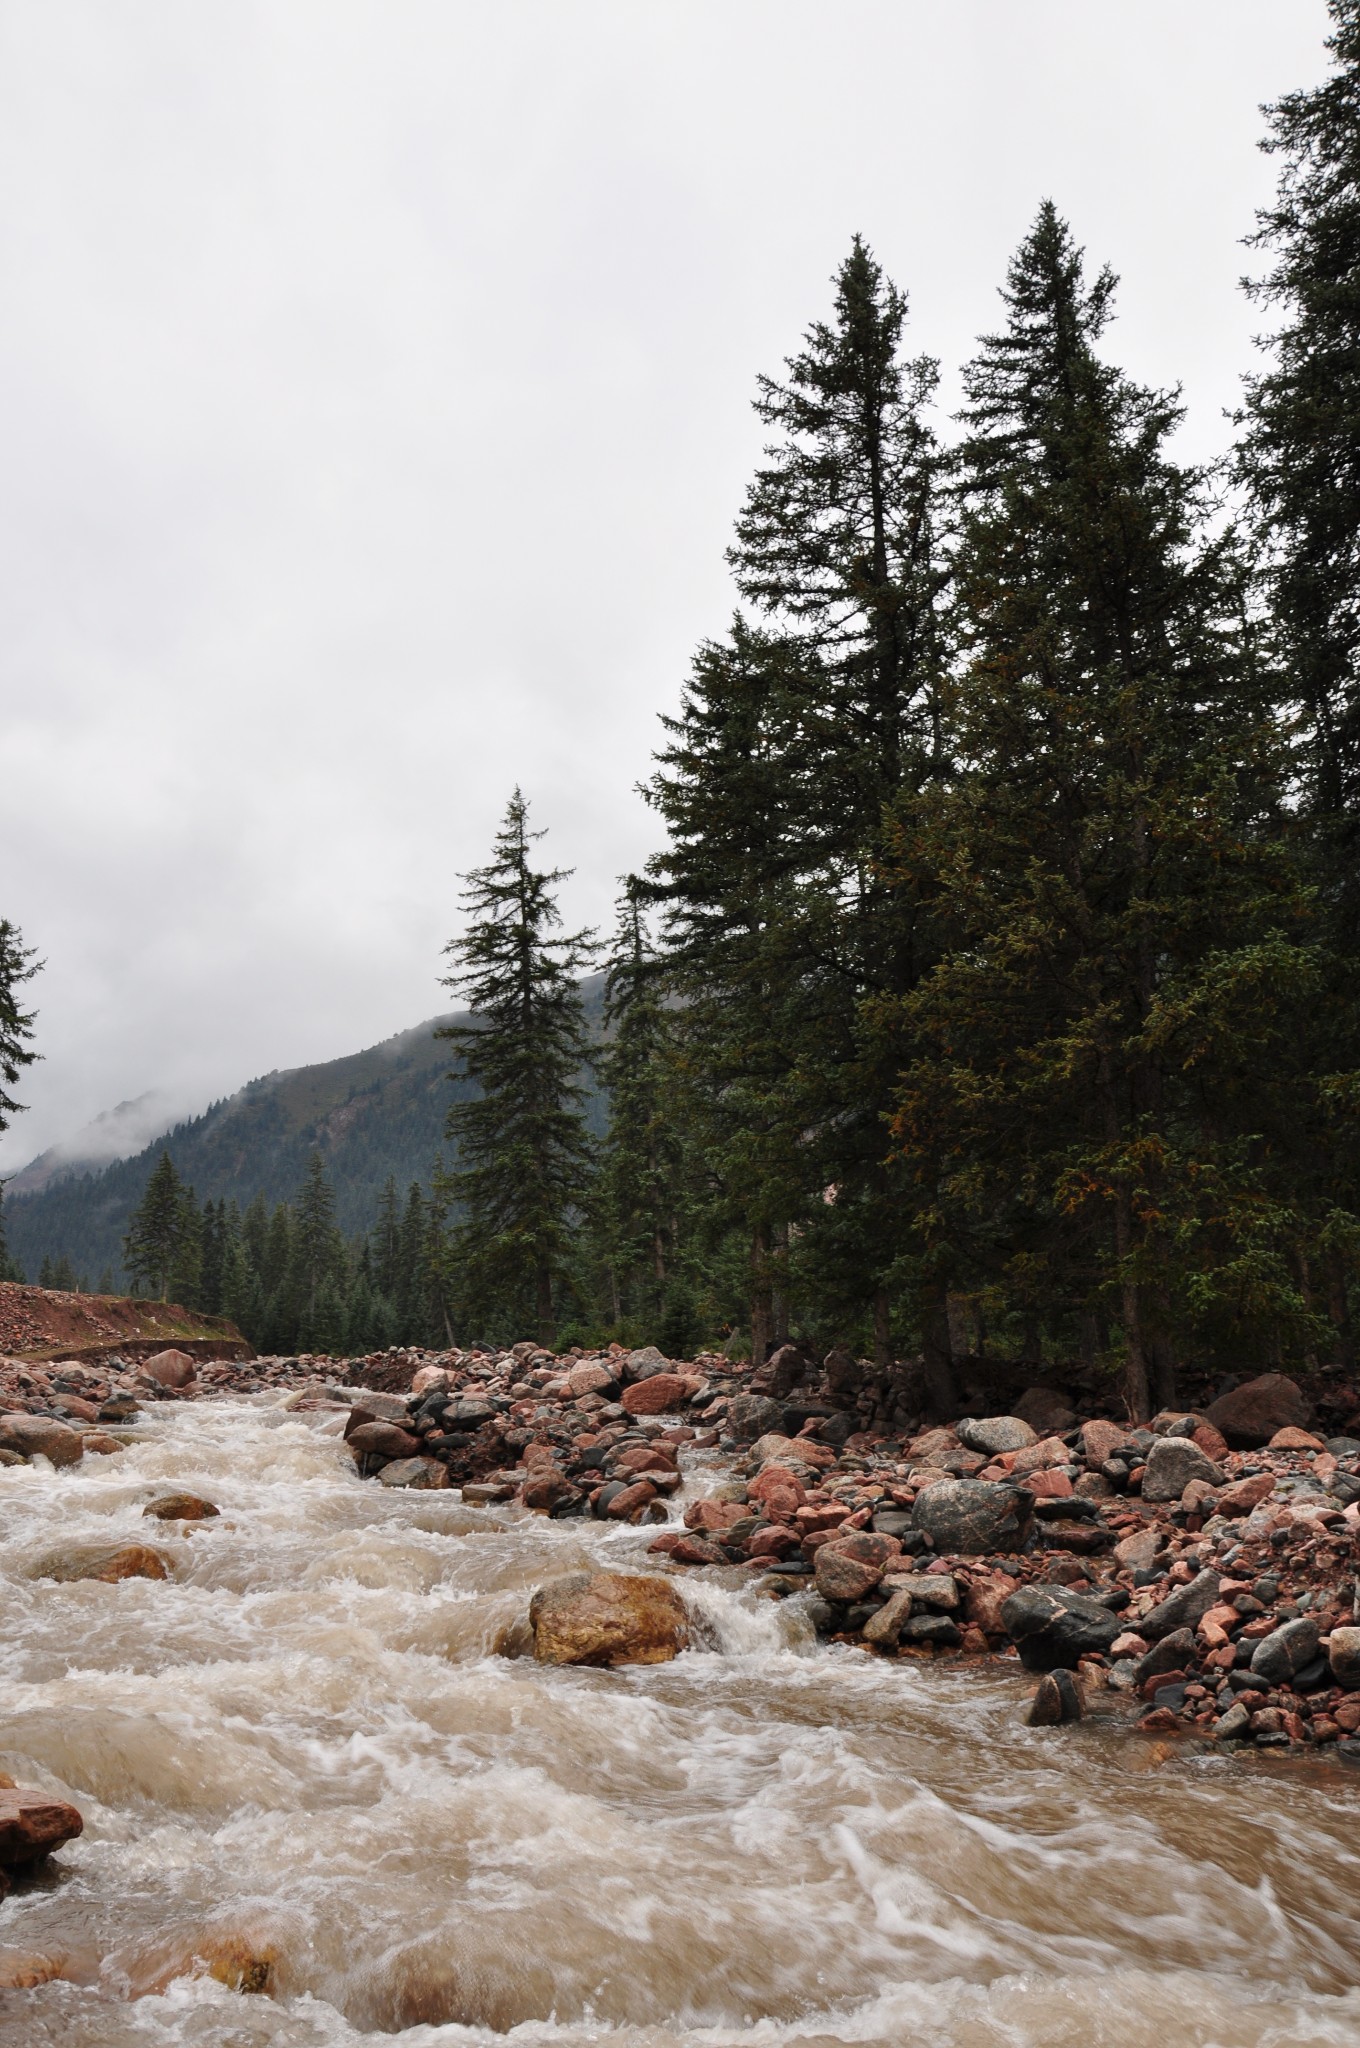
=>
[0,1282,252,1363]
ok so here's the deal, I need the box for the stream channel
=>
[2,1393,1360,2046]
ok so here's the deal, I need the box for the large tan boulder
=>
[529,1571,689,1667]
[34,1542,170,1584]
[0,1414,84,1466]
[142,1348,196,1389]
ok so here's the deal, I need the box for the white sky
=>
[0,0,1333,1170]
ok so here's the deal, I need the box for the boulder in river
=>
[34,1542,170,1584]
[347,1420,423,1460]
[1204,1372,1310,1449]
[1026,1668,1084,1725]
[377,1456,450,1489]
[142,1348,196,1389]
[1001,1583,1122,1670]
[143,1492,219,1520]
[0,1783,83,1894]
[0,1414,84,1466]
[912,1478,1033,1555]
[529,1571,689,1667]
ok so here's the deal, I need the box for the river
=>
[2,1393,1359,2046]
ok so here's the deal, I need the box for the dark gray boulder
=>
[1001,1583,1122,1671]
[912,1479,1033,1556]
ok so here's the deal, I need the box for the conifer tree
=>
[0,1185,23,1284]
[1240,1,1360,876]
[438,790,596,1346]
[123,1151,195,1300]
[372,1176,402,1301]
[596,881,687,1328]
[650,239,952,1381]
[0,919,39,1141]
[894,204,1312,1416]
[290,1153,344,1319]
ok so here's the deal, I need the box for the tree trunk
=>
[536,1260,554,1351]
[772,1221,790,1347]
[920,1276,958,1420]
[873,1287,893,1372]
[750,1222,772,1368]
[1329,1255,1355,1371]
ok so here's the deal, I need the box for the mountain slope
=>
[5,977,607,1283]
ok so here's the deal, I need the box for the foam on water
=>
[2,1398,1359,2045]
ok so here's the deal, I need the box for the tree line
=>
[4,5,1360,1416]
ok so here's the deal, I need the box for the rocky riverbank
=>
[3,1335,1359,1758]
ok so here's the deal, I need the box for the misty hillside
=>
[6,976,608,1284]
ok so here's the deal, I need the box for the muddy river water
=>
[2,1394,1359,2046]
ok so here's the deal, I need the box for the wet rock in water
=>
[346,1420,423,1461]
[726,1393,785,1442]
[1026,1668,1084,1725]
[35,1542,170,1583]
[1205,1372,1310,1449]
[98,1395,140,1422]
[899,1613,963,1647]
[912,1478,1033,1555]
[1250,1616,1319,1685]
[956,1415,1037,1456]
[0,1786,83,1881]
[529,1570,689,1667]
[142,1492,219,1520]
[0,1414,84,1466]
[377,1456,451,1489]
[1001,1583,1122,1671]
[815,1543,889,1604]
[862,1588,914,1646]
[141,1348,197,1389]
[1328,1626,1360,1689]
[1138,1568,1221,1642]
[620,1373,693,1416]
[1141,1436,1221,1502]
[460,1480,515,1504]
[80,1431,126,1456]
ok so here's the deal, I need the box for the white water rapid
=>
[3,1396,1360,2046]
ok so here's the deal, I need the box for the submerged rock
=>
[1026,1668,1084,1725]
[34,1542,170,1584]
[142,1492,219,1520]
[529,1571,690,1667]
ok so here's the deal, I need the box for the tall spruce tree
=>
[123,1151,195,1300]
[0,919,39,1142]
[893,204,1312,1417]
[650,239,953,1388]
[437,791,596,1346]
[596,880,687,1330]
[1240,1,1360,878]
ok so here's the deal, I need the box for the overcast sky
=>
[0,0,1333,1172]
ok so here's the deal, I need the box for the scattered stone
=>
[529,1571,689,1666]
[1141,1436,1221,1502]
[1250,1616,1320,1685]
[1138,1568,1222,1643]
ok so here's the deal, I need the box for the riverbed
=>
[2,1395,1359,2046]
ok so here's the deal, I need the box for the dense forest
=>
[4,5,1360,1416]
